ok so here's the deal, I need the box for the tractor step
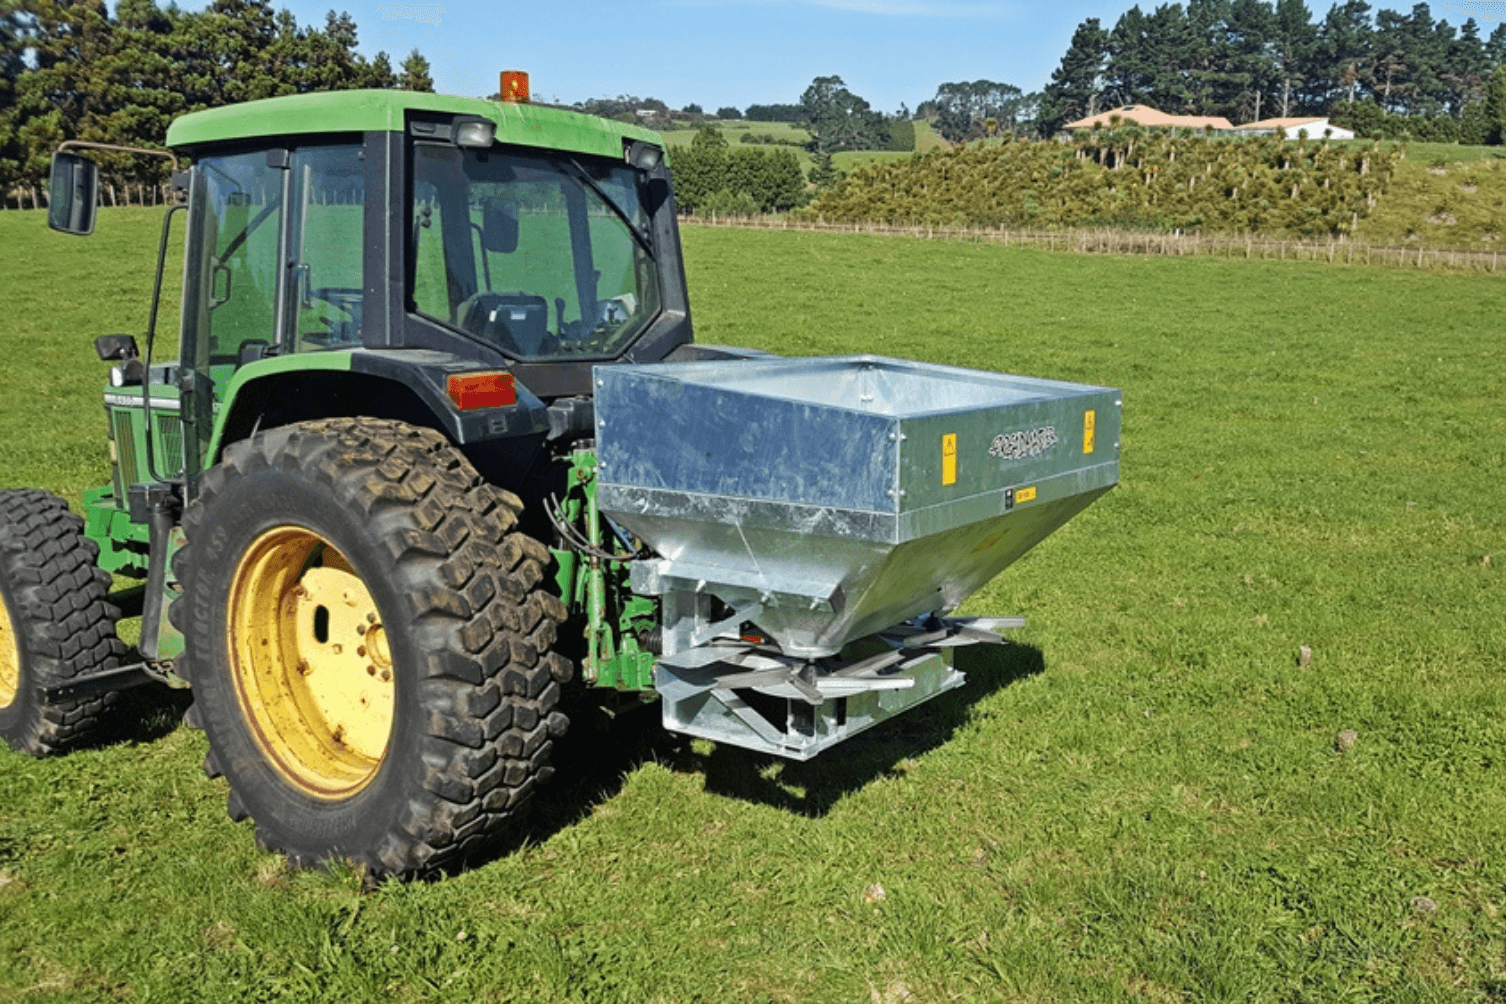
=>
[42,661,179,703]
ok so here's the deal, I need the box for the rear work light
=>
[447,371,517,410]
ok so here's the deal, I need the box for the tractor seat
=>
[459,293,549,356]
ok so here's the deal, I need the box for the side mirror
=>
[480,197,519,254]
[95,334,139,361]
[48,152,99,235]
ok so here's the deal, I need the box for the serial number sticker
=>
[942,433,957,486]
[1015,486,1038,504]
[989,426,1058,460]
[1084,409,1096,454]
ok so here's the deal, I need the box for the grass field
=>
[1,208,1504,1002]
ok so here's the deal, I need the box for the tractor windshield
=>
[409,144,660,360]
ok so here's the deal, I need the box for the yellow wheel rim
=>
[0,591,19,710]
[229,528,395,799]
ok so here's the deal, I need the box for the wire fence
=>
[681,214,1506,275]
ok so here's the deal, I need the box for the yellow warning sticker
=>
[1083,410,1097,454]
[1016,486,1037,504]
[942,433,957,486]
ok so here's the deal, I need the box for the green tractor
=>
[2,76,1121,881]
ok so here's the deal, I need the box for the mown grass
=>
[0,209,1503,1002]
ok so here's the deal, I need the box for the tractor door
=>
[179,143,365,482]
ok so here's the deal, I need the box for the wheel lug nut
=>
[357,646,366,657]
[298,660,312,676]
[331,644,343,654]
[380,669,392,682]
[366,665,377,676]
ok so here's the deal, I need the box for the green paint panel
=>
[166,89,661,159]
[83,486,150,579]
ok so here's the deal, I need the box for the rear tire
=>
[0,489,124,755]
[170,419,569,880]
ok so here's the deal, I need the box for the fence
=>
[4,182,174,210]
[681,214,1506,275]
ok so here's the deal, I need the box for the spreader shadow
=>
[467,641,1047,873]
[691,642,1046,818]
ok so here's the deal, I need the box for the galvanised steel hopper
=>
[595,355,1121,759]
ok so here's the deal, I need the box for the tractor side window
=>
[195,151,282,363]
[286,144,366,351]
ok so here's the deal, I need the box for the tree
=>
[1485,63,1506,145]
[715,106,742,120]
[399,48,433,92]
[1270,0,1317,117]
[1315,0,1374,108]
[1442,19,1489,116]
[1104,6,1153,106]
[1225,0,1277,121]
[1037,17,1107,135]
[1371,8,1411,111]
[808,151,843,190]
[0,3,433,192]
[798,75,887,154]
[682,102,702,115]
[744,103,802,122]
[366,50,397,90]
[929,80,1028,143]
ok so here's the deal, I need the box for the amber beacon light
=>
[500,70,530,104]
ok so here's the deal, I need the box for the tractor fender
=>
[205,349,550,465]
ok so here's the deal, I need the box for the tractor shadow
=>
[481,641,1045,863]
[74,585,194,750]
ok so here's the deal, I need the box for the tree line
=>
[1037,1,1506,138]
[1,0,433,192]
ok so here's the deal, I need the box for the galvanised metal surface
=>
[595,354,1121,657]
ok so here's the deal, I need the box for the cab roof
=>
[165,89,662,159]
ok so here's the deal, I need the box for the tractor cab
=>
[47,77,692,662]
[49,79,690,493]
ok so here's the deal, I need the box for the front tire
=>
[0,489,124,755]
[171,419,569,880]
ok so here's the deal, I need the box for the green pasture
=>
[0,209,1504,1002]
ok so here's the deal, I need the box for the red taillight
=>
[500,71,530,104]
[447,371,516,410]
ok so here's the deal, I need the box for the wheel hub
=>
[0,593,18,709]
[229,528,395,798]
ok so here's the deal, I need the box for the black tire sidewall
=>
[183,464,433,859]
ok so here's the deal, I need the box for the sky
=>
[263,0,1147,114]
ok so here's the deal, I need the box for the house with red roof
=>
[1064,104,1235,134]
